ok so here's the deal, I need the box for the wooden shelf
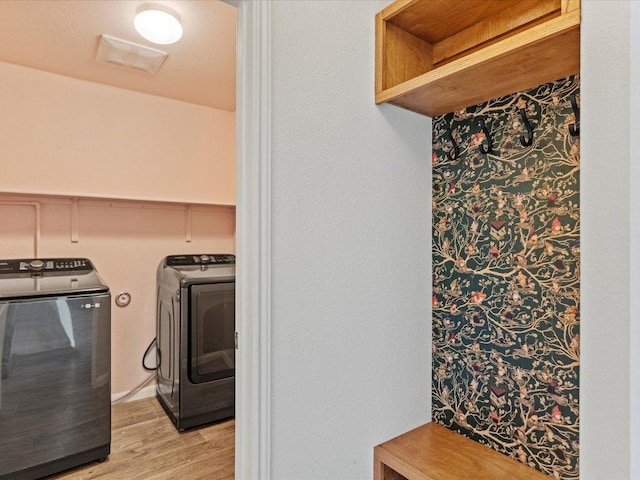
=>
[375,0,580,117]
[374,422,551,480]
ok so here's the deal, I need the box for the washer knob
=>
[30,260,45,270]
[200,255,210,263]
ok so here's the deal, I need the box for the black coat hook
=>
[569,94,580,137]
[445,127,459,161]
[519,108,534,147]
[477,118,494,155]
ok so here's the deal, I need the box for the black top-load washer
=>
[0,258,111,480]
[156,254,235,430]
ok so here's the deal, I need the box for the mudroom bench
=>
[373,422,551,480]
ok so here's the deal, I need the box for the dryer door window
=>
[188,282,235,384]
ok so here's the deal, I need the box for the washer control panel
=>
[166,254,235,267]
[0,258,94,275]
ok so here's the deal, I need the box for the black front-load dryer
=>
[156,254,235,431]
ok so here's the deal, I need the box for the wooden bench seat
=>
[374,422,551,480]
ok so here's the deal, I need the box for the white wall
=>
[630,2,640,478]
[264,1,638,478]
[269,1,431,478]
[0,61,235,205]
[581,1,633,478]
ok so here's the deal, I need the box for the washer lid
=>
[0,258,108,299]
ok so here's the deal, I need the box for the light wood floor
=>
[47,397,234,480]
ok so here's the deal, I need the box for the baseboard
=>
[111,382,157,403]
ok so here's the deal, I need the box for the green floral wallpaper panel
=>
[432,75,580,479]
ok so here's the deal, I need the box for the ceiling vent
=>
[96,34,168,74]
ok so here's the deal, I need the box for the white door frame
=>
[230,1,272,479]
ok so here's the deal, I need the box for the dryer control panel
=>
[0,258,94,276]
[166,254,235,267]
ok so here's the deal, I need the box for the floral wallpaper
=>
[431,75,580,479]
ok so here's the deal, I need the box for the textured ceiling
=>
[0,0,236,111]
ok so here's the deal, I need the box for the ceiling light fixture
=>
[134,5,183,45]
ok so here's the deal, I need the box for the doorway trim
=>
[231,1,272,479]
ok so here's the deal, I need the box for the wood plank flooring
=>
[47,397,234,480]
